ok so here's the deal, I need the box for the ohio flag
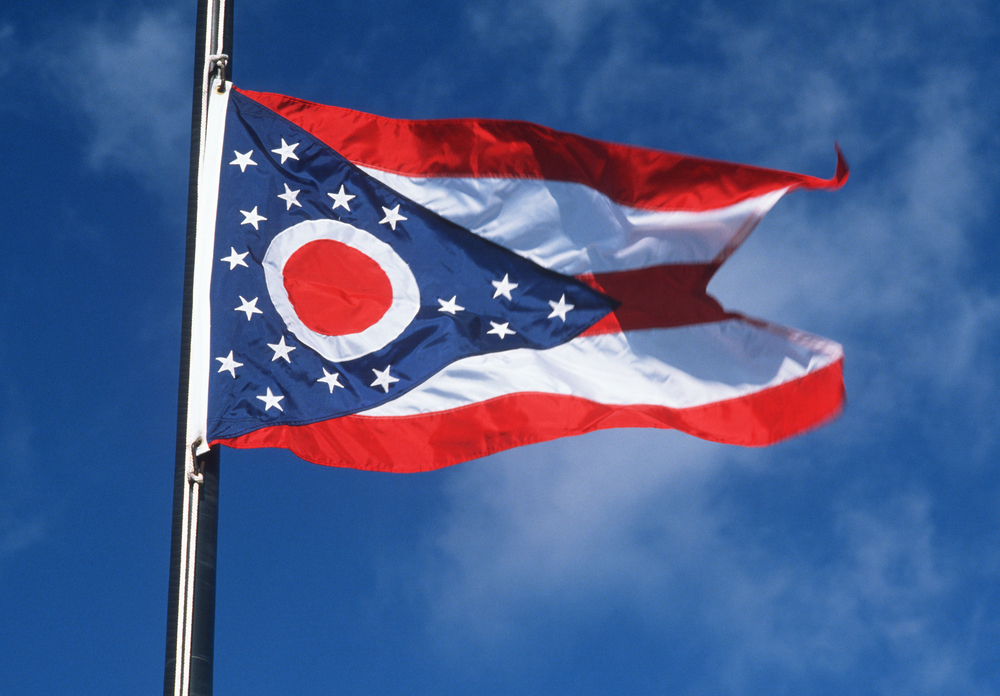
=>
[186,82,848,472]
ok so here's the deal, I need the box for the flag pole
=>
[165,0,232,694]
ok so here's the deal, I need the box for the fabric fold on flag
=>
[199,84,847,472]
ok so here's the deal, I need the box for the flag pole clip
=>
[207,53,229,93]
[188,438,206,484]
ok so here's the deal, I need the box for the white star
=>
[488,321,517,339]
[318,368,344,393]
[379,205,407,231]
[437,296,465,314]
[277,183,302,209]
[240,206,266,230]
[547,294,575,321]
[256,387,284,412]
[491,274,518,300]
[268,335,296,363]
[327,184,355,211]
[220,247,249,270]
[271,138,300,163]
[235,296,263,320]
[371,365,400,393]
[215,351,243,378]
[230,150,256,172]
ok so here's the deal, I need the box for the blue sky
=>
[2,1,999,694]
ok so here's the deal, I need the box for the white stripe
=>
[186,80,229,452]
[360,319,843,417]
[361,167,787,274]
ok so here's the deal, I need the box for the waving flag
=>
[187,83,847,472]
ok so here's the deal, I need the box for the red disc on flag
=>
[264,219,420,362]
[283,239,393,336]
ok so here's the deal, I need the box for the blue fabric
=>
[207,91,616,440]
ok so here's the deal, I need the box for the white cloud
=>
[444,0,999,455]
[425,430,727,639]
[424,444,993,692]
[1,517,46,558]
[417,1,1000,691]
[0,404,47,564]
[0,23,14,78]
[709,61,999,430]
[44,10,192,185]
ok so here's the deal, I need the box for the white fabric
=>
[187,81,230,451]
[363,320,843,416]
[350,168,837,419]
[361,167,788,274]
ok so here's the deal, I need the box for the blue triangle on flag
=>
[208,91,617,440]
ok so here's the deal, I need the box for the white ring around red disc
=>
[263,219,420,362]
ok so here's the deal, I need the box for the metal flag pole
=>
[164,0,232,694]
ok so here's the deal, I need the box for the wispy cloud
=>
[414,0,1000,692]
[424,431,726,638]
[0,401,47,564]
[424,444,994,692]
[0,23,14,79]
[711,60,999,448]
[63,11,191,179]
[14,9,194,189]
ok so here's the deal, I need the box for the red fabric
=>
[213,360,844,472]
[209,88,847,471]
[579,264,729,335]
[236,88,848,212]
[283,240,393,335]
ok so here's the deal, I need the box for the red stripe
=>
[236,88,848,212]
[580,264,729,335]
[211,359,844,473]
